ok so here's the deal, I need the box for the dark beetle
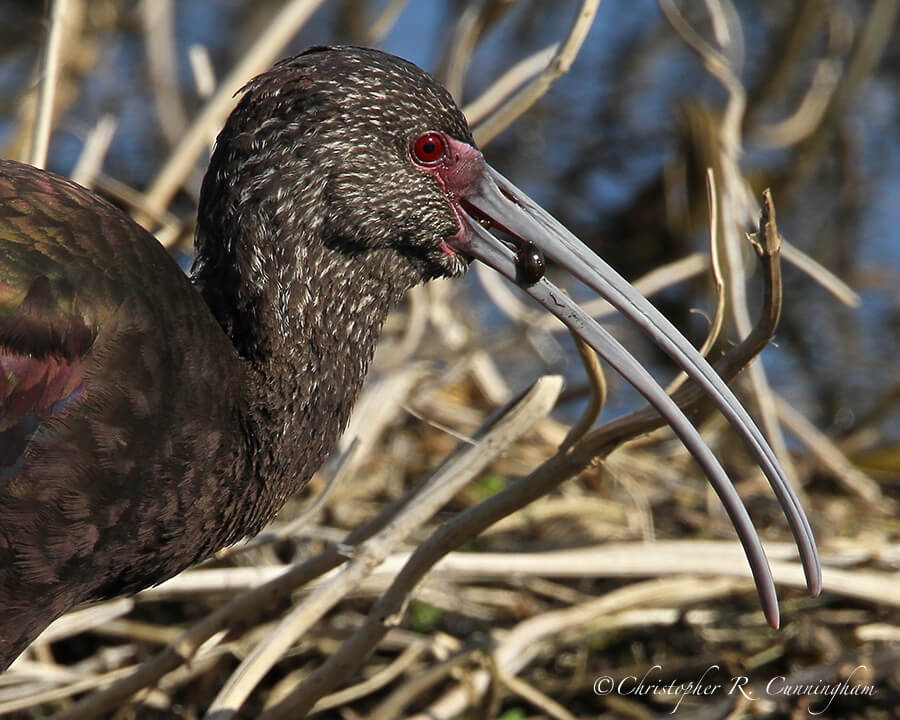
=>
[515,241,546,285]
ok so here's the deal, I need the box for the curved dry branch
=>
[473,0,602,146]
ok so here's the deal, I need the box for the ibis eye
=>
[412,132,446,165]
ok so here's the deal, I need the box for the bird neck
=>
[192,215,419,520]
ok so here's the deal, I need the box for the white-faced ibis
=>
[0,46,820,669]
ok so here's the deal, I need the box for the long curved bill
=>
[448,164,821,628]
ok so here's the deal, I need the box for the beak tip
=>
[764,601,781,629]
[757,583,781,629]
[810,575,823,598]
[804,557,823,597]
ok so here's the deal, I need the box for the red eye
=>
[412,132,445,165]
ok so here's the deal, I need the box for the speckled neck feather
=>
[190,47,469,524]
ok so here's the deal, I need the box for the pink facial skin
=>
[409,133,489,255]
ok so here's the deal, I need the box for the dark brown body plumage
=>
[0,162,254,664]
